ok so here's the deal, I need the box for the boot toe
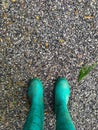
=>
[55,78,71,106]
[28,78,43,102]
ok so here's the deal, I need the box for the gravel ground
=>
[0,0,98,130]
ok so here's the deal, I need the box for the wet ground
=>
[0,0,98,130]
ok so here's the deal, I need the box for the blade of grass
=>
[78,62,98,82]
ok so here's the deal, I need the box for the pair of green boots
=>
[23,78,76,130]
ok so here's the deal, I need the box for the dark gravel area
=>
[0,0,98,130]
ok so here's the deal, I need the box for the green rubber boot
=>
[23,78,44,130]
[55,78,76,130]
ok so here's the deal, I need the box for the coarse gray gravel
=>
[0,0,98,130]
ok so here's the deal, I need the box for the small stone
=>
[74,9,78,15]
[9,102,14,108]
[16,81,25,87]
[84,16,94,19]
[6,37,11,41]
[6,21,13,27]
[35,15,40,20]
[79,62,84,66]
[34,38,37,43]
[11,0,16,3]
[77,54,82,59]
[45,42,49,48]
[3,13,8,19]
[21,15,25,19]
[2,2,8,9]
[45,112,49,115]
[0,38,3,42]
[59,39,65,43]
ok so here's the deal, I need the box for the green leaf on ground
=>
[78,62,98,82]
